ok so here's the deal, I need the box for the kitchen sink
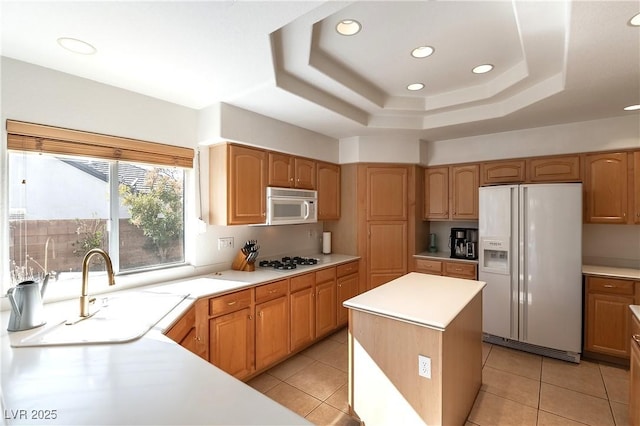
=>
[12,291,188,347]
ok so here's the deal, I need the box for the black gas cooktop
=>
[259,256,319,270]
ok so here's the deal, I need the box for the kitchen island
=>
[343,272,486,426]
[1,254,358,425]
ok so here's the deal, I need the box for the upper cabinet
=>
[424,167,449,220]
[480,160,525,186]
[451,164,480,220]
[210,143,267,225]
[366,166,408,220]
[584,152,628,224]
[268,152,316,189]
[424,164,479,220]
[526,155,581,182]
[317,161,341,220]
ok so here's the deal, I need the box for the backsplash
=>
[426,222,640,270]
[582,224,640,269]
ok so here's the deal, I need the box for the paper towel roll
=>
[322,232,332,254]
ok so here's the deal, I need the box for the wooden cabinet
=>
[255,280,289,371]
[424,167,449,220]
[368,221,407,289]
[480,160,525,185]
[584,152,628,224]
[209,306,255,380]
[317,161,341,220]
[526,155,581,182]
[415,258,443,275]
[414,257,477,279]
[289,273,315,352]
[165,305,205,359]
[268,152,316,189]
[315,268,337,338]
[336,261,359,326]
[209,143,267,225]
[443,262,477,279]
[631,313,640,426]
[451,164,479,220]
[366,166,408,220]
[585,276,635,359]
[634,151,640,224]
[425,164,479,220]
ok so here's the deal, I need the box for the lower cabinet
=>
[630,313,640,426]
[255,279,290,371]
[164,305,206,359]
[290,274,316,352]
[337,261,359,326]
[165,262,358,380]
[209,307,255,380]
[315,268,337,338]
[414,257,477,279]
[584,276,636,359]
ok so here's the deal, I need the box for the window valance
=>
[7,120,194,168]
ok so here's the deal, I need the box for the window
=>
[6,120,193,295]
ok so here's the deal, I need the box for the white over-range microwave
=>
[266,186,317,225]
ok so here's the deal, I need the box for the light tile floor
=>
[248,327,631,426]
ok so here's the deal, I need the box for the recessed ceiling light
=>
[57,37,96,55]
[336,19,361,36]
[411,46,435,58]
[407,83,425,91]
[624,104,640,111]
[472,64,494,74]
[629,12,640,26]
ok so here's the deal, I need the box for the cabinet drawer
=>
[444,262,477,279]
[337,261,359,277]
[415,259,442,275]
[255,279,288,304]
[316,267,336,283]
[588,277,634,295]
[209,289,253,317]
[290,272,314,292]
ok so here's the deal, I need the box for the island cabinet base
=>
[347,293,482,426]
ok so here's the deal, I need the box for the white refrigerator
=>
[478,183,582,362]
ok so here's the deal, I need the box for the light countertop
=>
[343,272,485,331]
[1,253,359,425]
[631,305,640,324]
[414,251,478,264]
[582,264,640,280]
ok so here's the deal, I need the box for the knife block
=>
[231,250,255,272]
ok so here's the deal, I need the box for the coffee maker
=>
[449,228,478,260]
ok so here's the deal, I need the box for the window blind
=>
[6,120,194,168]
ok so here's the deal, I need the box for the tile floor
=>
[248,327,631,426]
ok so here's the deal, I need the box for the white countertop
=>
[1,253,359,425]
[343,272,485,331]
[414,251,478,264]
[582,264,640,280]
[631,305,640,323]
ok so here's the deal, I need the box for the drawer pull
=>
[268,289,277,294]
[603,285,615,288]
[633,334,640,344]
[227,301,237,306]
[455,268,462,272]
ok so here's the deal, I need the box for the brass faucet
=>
[80,248,116,317]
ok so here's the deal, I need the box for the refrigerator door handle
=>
[518,186,527,342]
[510,186,519,340]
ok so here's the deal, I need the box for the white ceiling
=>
[1,0,639,142]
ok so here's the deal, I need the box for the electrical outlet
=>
[218,237,234,250]
[418,354,431,379]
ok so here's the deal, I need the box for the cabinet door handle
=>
[248,315,253,321]
[259,311,263,318]
[633,334,640,344]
